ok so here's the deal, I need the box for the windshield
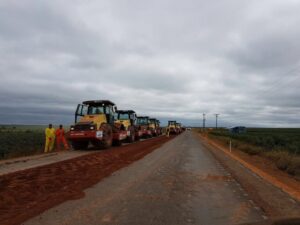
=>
[118,113,130,120]
[168,121,176,125]
[87,106,105,115]
[113,112,118,120]
[149,119,156,124]
[137,118,148,125]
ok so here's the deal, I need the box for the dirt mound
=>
[0,136,174,225]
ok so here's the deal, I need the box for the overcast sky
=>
[1,0,300,127]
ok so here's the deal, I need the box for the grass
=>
[0,125,57,160]
[202,128,300,176]
[209,128,300,154]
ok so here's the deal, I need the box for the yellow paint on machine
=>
[115,120,131,130]
[79,114,107,129]
[149,123,156,129]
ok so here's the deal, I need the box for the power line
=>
[258,65,300,96]
[199,65,300,128]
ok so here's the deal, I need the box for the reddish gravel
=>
[0,136,174,225]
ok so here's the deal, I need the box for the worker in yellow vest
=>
[44,124,55,153]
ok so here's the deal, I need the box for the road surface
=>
[25,131,266,225]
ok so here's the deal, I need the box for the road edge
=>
[197,133,300,202]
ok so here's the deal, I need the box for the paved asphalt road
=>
[25,131,265,225]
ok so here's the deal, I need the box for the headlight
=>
[70,127,75,131]
[90,126,95,130]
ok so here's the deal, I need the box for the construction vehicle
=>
[137,116,152,138]
[114,110,139,142]
[167,120,177,135]
[68,100,127,150]
[148,118,162,136]
[149,118,158,136]
[155,119,162,136]
[176,123,182,133]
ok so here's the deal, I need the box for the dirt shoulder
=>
[198,133,300,220]
[0,135,174,225]
[0,150,99,176]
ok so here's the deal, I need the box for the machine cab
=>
[115,110,137,129]
[168,121,176,127]
[115,110,137,125]
[149,118,157,129]
[75,100,117,125]
[155,119,160,127]
[137,116,149,126]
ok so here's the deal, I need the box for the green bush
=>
[207,128,300,155]
[207,128,300,176]
[0,130,44,159]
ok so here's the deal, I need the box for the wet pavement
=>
[25,131,265,225]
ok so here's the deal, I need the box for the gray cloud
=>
[0,0,300,127]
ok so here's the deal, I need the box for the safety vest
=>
[55,128,65,138]
[45,128,55,138]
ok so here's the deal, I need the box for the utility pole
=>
[215,114,219,129]
[202,113,206,131]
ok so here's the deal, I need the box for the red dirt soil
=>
[0,136,174,225]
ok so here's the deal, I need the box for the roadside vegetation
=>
[201,128,300,177]
[0,125,46,159]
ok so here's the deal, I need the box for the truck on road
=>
[68,100,127,149]
[137,116,152,138]
[168,120,177,135]
[114,110,142,142]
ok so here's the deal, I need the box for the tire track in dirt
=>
[0,136,175,225]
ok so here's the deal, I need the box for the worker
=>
[55,124,69,150]
[44,124,55,153]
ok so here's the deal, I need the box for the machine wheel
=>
[71,141,88,150]
[101,123,113,149]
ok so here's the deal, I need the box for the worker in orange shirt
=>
[45,124,55,153]
[55,124,69,150]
